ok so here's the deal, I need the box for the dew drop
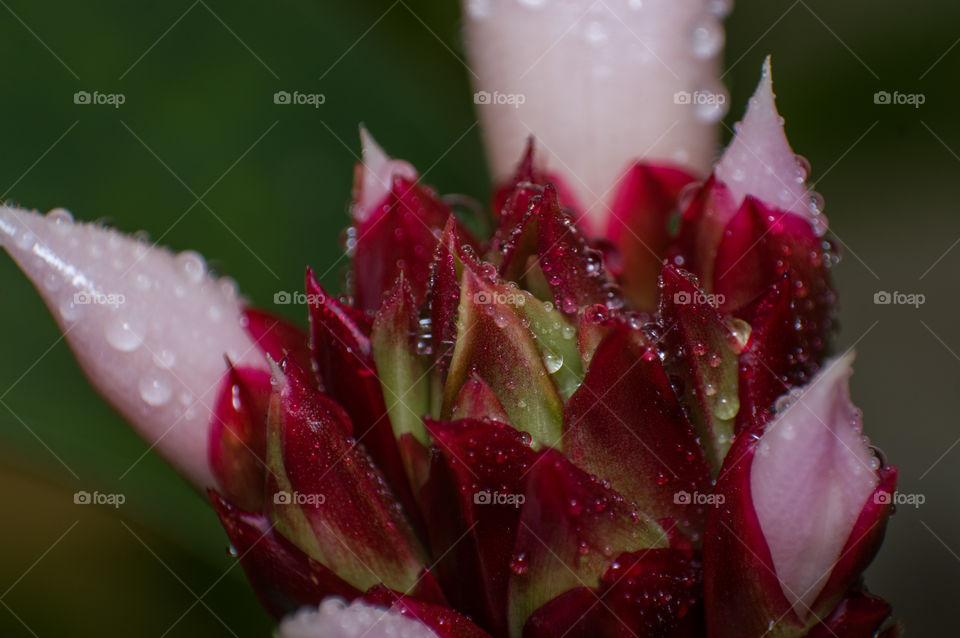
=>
[139,372,172,406]
[691,18,724,59]
[542,351,564,374]
[46,207,73,229]
[105,317,144,352]
[176,250,206,284]
[510,552,529,575]
[712,394,740,421]
[153,349,176,368]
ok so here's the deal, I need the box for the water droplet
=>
[59,298,82,322]
[708,0,733,18]
[153,349,176,368]
[726,317,752,352]
[542,351,564,374]
[713,394,740,420]
[46,207,73,229]
[584,21,608,47]
[15,229,36,250]
[105,317,144,352]
[510,552,529,575]
[176,250,206,284]
[466,0,491,19]
[691,18,724,59]
[139,372,172,406]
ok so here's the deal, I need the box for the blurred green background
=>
[0,1,956,635]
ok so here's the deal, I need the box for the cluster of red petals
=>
[206,141,896,638]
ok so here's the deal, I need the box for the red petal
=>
[266,361,430,595]
[565,324,712,538]
[659,265,745,472]
[713,197,836,383]
[421,417,536,635]
[243,307,312,375]
[734,276,794,431]
[427,220,464,378]
[210,491,360,619]
[806,590,896,638]
[604,163,696,311]
[537,184,621,313]
[363,586,493,638]
[508,449,668,637]
[703,424,897,637]
[523,549,702,638]
[371,273,432,486]
[306,268,418,520]
[441,267,564,447]
[352,176,459,312]
[668,176,738,288]
[450,374,510,422]
[209,365,272,512]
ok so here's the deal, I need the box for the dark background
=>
[0,1,956,635]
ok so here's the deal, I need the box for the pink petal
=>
[0,206,266,489]
[464,0,727,229]
[352,127,417,224]
[750,351,879,618]
[714,57,825,231]
[277,598,440,638]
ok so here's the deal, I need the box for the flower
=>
[0,54,900,636]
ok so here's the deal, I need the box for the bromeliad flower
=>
[1,1,900,637]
